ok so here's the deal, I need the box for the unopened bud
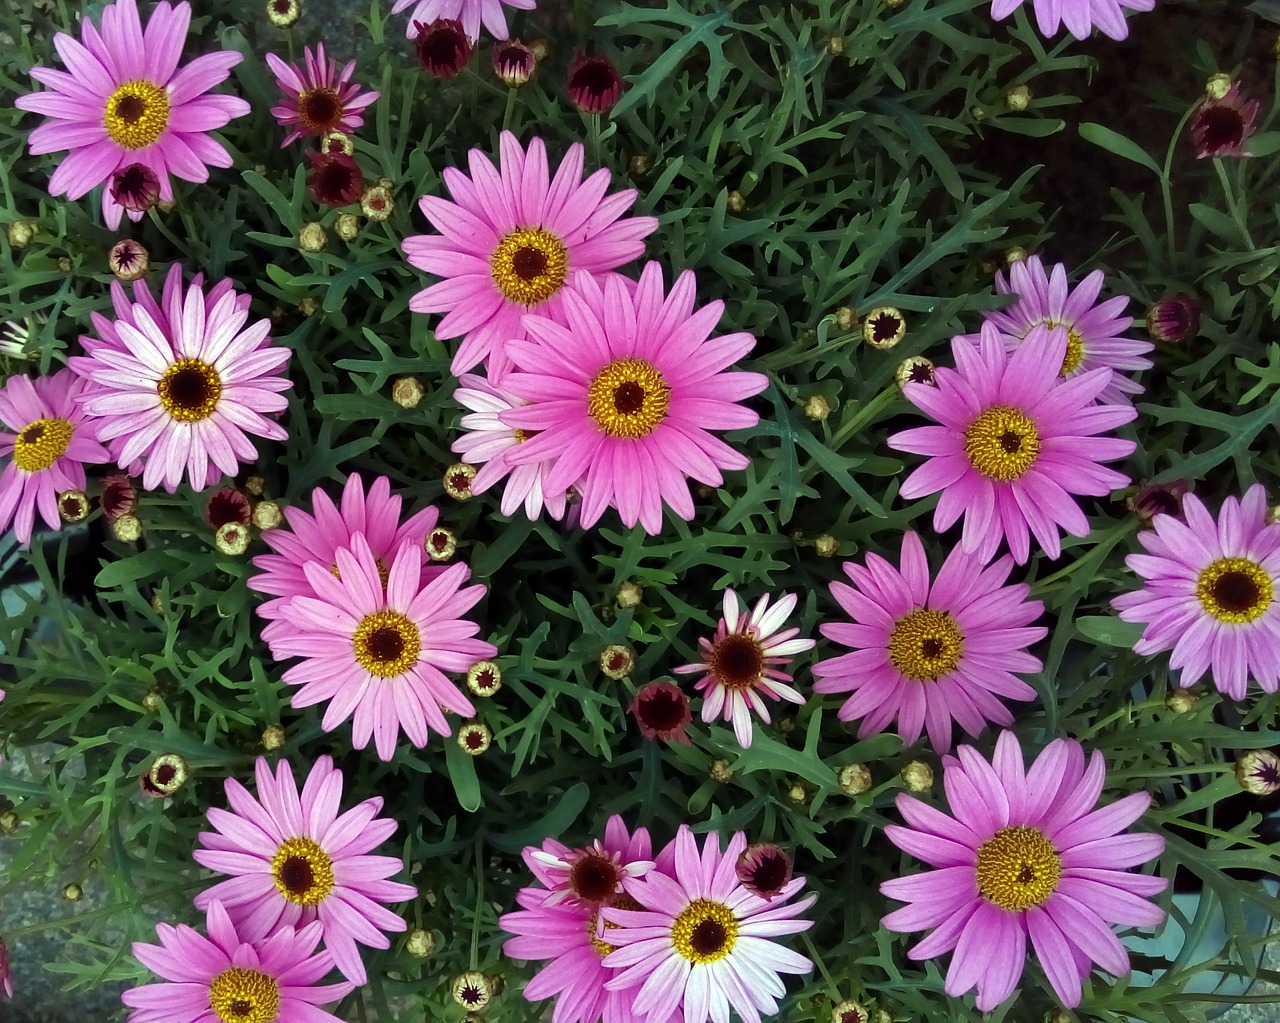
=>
[1165,688,1199,715]
[392,376,425,408]
[726,189,745,213]
[335,213,360,241]
[252,501,283,530]
[215,522,250,555]
[814,534,838,558]
[786,782,809,805]
[1005,245,1029,265]
[261,724,286,751]
[267,0,301,27]
[108,239,149,281]
[457,721,492,756]
[426,526,456,561]
[452,970,493,1010]
[298,222,327,253]
[1236,749,1280,796]
[862,307,905,349]
[629,154,650,176]
[7,221,36,248]
[1206,72,1233,100]
[58,490,89,523]
[804,394,832,421]
[140,753,189,798]
[443,463,477,500]
[0,810,19,833]
[113,513,143,542]
[896,355,936,390]
[361,185,394,221]
[826,36,844,55]
[245,475,266,497]
[406,928,436,957]
[710,758,734,784]
[832,1000,870,1023]
[615,580,643,608]
[1004,84,1032,112]
[600,644,635,679]
[61,883,83,902]
[835,305,857,331]
[900,759,934,791]
[298,296,319,316]
[141,689,163,712]
[838,763,873,796]
[466,661,503,697]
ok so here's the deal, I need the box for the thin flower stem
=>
[587,113,602,170]
[1160,103,1197,270]
[146,207,193,258]
[1028,519,1131,594]
[829,386,899,451]
[501,87,517,133]
[1213,158,1256,251]
[470,833,484,969]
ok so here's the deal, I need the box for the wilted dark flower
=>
[205,486,251,528]
[305,151,364,207]
[895,355,935,390]
[1128,480,1190,527]
[862,306,906,349]
[414,19,474,79]
[1145,294,1201,344]
[493,39,535,86]
[1190,84,1260,159]
[140,753,189,798]
[111,163,160,213]
[628,681,692,744]
[99,473,138,522]
[735,842,793,901]
[567,51,623,114]
[57,490,88,523]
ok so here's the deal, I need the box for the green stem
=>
[1214,158,1256,251]
[1160,103,1197,270]
[501,86,517,133]
[470,833,484,969]
[828,386,899,451]
[4,880,205,939]
[587,114,602,170]
[1029,519,1131,595]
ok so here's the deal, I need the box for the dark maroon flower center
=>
[279,855,315,895]
[613,381,646,415]
[464,730,485,749]
[999,430,1023,454]
[20,424,44,444]
[908,363,934,384]
[168,368,213,412]
[1199,107,1244,152]
[710,634,764,689]
[272,0,292,12]
[570,852,620,902]
[1213,571,1260,614]
[301,89,342,132]
[638,688,686,731]
[571,57,620,99]
[367,626,407,662]
[690,918,728,956]
[871,312,901,342]
[116,94,145,123]
[513,246,548,281]
[744,851,789,894]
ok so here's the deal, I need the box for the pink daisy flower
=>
[0,934,11,998]
[0,370,110,547]
[193,755,416,985]
[888,322,1137,565]
[501,816,656,1023]
[880,730,1166,1011]
[269,533,496,760]
[16,0,250,229]
[123,899,353,1023]
[266,43,380,148]
[988,0,1154,40]
[248,473,440,646]
[961,255,1152,406]
[672,589,814,749]
[402,131,657,380]
[501,264,768,534]
[69,264,291,494]
[390,0,536,41]
[602,825,815,1023]
[451,373,569,521]
[812,532,1046,753]
[1112,484,1280,699]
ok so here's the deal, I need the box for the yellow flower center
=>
[297,87,344,136]
[587,358,670,439]
[208,967,281,1023]
[352,609,421,677]
[671,898,738,964]
[975,825,1062,911]
[157,358,222,422]
[1043,320,1086,376]
[490,227,569,305]
[589,894,640,958]
[964,405,1040,481]
[104,80,170,150]
[270,837,336,906]
[1197,557,1273,624]
[707,633,765,690]
[13,417,73,472]
[887,608,964,681]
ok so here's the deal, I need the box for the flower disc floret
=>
[964,405,1040,481]
[105,80,171,149]
[271,837,336,906]
[208,967,280,1023]
[491,227,570,305]
[13,418,74,472]
[887,608,964,681]
[1197,557,1272,623]
[587,358,671,438]
[671,899,738,963]
[975,826,1062,910]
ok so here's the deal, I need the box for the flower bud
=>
[1004,84,1031,112]
[252,501,283,530]
[56,256,72,273]
[443,463,477,500]
[267,0,301,26]
[1145,294,1200,344]
[360,185,394,221]
[804,394,832,421]
[629,154,650,176]
[306,151,363,207]
[215,522,250,556]
[568,51,622,113]
[466,660,503,697]
[826,36,845,55]
[406,928,436,957]
[737,843,793,900]
[7,221,36,248]
[426,526,457,561]
[726,190,746,213]
[1165,687,1198,716]
[62,883,83,902]
[141,689,163,713]
[335,213,360,240]
[457,721,492,756]
[321,131,354,157]
[58,490,88,523]
[615,580,643,608]
[786,782,809,805]
[862,307,905,349]
[814,534,838,558]
[298,222,327,253]
[493,38,536,85]
[298,296,319,316]
[1005,245,1029,265]
[140,753,189,798]
[452,971,493,1010]
[709,758,734,784]
[838,763,873,796]
[530,37,551,60]
[1128,480,1189,527]
[1206,72,1233,100]
[1235,749,1280,795]
[108,239,149,281]
[113,513,143,542]
[900,759,934,791]
[600,644,635,679]
[835,305,857,331]
[0,810,19,833]
[392,375,425,408]
[415,19,473,79]
[833,1000,870,1023]
[896,356,935,390]
[244,475,266,497]
[206,487,251,529]
[262,724,286,750]
[629,681,692,744]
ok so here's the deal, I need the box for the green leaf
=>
[444,738,483,812]
[94,548,176,590]
[1079,122,1162,177]
[1075,615,1146,648]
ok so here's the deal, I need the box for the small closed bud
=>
[267,0,301,26]
[1005,245,1029,265]
[629,154,650,176]
[0,810,18,833]
[1003,84,1032,112]
[466,660,503,697]
[709,758,734,784]
[426,526,457,561]
[140,753,189,798]
[61,883,83,902]
[1128,480,1189,527]
[833,1000,870,1023]
[360,185,394,221]
[252,501,283,530]
[261,724,287,750]
[568,51,622,114]
[630,682,692,744]
[1235,749,1280,795]
[838,763,873,796]
[531,37,551,60]
[862,307,905,349]
[156,198,177,214]
[1145,294,1200,344]
[970,105,987,122]
[58,490,89,523]
[298,296,320,316]
[7,221,36,248]
[57,256,72,273]
[896,355,936,390]
[321,131,354,156]
[814,534,838,558]
[244,475,266,497]
[150,592,167,613]
[1206,72,1233,100]
[493,38,536,85]
[600,644,635,679]
[113,513,143,542]
[457,721,492,756]
[443,462,477,500]
[406,928,436,957]
[900,759,934,792]
[786,782,809,805]
[452,970,493,1010]
[804,394,832,421]
[835,305,857,331]
[215,522,250,555]
[141,689,163,712]
[206,486,251,528]
[391,375,425,408]
[298,222,327,253]
[1044,1008,1074,1023]
[736,843,793,900]
[777,715,796,734]
[615,580,643,608]
[335,213,360,240]
[108,239,149,281]
[873,1010,893,1023]
[826,35,844,55]
[1269,505,1280,527]
[726,189,746,213]
[415,18,474,79]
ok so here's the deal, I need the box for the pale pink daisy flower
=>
[502,817,656,1023]
[603,825,815,1023]
[451,373,569,521]
[888,322,1136,565]
[269,532,496,760]
[672,589,814,749]
[266,43,380,148]
[248,473,441,646]
[881,730,1166,1010]
[390,0,536,41]
[961,255,1152,406]
[989,0,1154,40]
[193,755,416,985]
[123,899,353,1023]
[1112,484,1280,699]
[812,532,1045,753]
[0,370,110,547]
[402,131,657,380]
[16,0,250,230]
[502,264,768,534]
[69,264,291,494]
